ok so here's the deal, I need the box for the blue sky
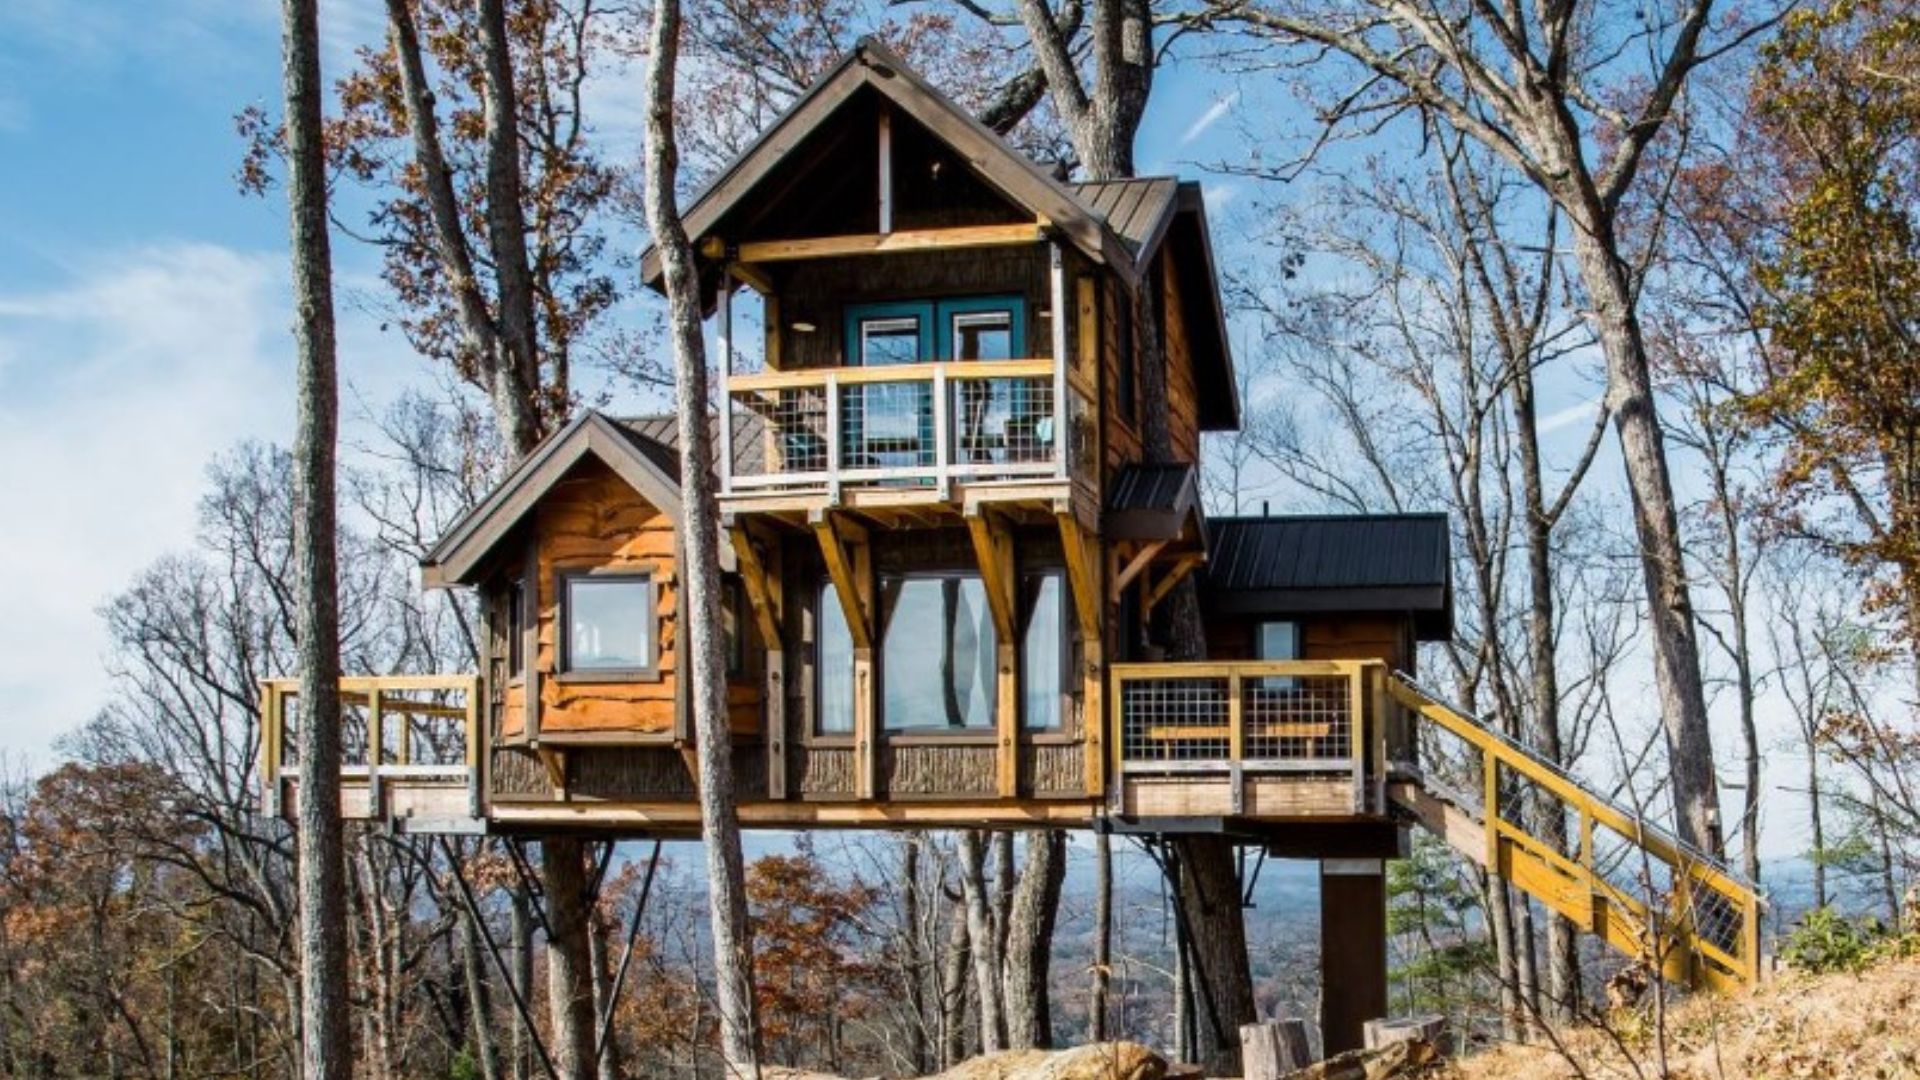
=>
[0,0,1259,769]
[0,1,1822,863]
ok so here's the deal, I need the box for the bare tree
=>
[279,0,350,1072]
[1211,0,1783,855]
[640,0,762,1072]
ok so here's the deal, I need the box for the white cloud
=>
[1538,394,1602,436]
[0,243,293,764]
[1179,91,1240,147]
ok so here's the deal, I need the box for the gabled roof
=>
[421,412,686,589]
[1068,177,1180,257]
[639,38,1138,287]
[1202,513,1453,639]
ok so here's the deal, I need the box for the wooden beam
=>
[1055,512,1101,640]
[728,528,783,648]
[730,526,789,800]
[1143,553,1205,615]
[1110,540,1168,603]
[726,259,774,295]
[812,514,871,649]
[536,746,568,801]
[720,223,1045,264]
[966,509,1020,798]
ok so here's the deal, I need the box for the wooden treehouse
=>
[258,41,1763,1054]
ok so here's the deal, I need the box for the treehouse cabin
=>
[258,41,1766,1049]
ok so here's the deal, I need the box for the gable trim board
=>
[422,411,686,589]
[638,39,1136,289]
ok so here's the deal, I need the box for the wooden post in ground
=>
[1240,1019,1312,1079]
[1320,858,1388,1056]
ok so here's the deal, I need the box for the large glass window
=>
[882,576,997,731]
[817,584,855,735]
[560,574,655,675]
[1021,573,1065,729]
[950,311,1013,360]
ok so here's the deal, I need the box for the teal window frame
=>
[935,295,1026,360]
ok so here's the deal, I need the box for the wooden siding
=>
[512,459,762,739]
[776,247,1052,370]
[1159,253,1202,464]
[1206,614,1414,670]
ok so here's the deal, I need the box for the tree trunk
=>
[640,3,762,1072]
[1570,227,1722,856]
[957,831,1007,1054]
[1481,872,1523,1043]
[1171,836,1255,1075]
[476,0,545,451]
[460,891,501,1080]
[544,839,598,1079]
[939,890,973,1069]
[1003,831,1065,1049]
[901,840,930,1074]
[1808,740,1828,909]
[280,0,350,1072]
[511,884,535,1080]
[1089,832,1112,1043]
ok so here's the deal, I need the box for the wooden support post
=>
[717,269,735,494]
[731,526,788,800]
[1240,1019,1312,1079]
[261,684,283,816]
[1321,858,1389,1057]
[465,676,484,819]
[1056,512,1106,798]
[1050,241,1069,478]
[1348,663,1367,814]
[1483,747,1500,870]
[966,510,1020,798]
[1142,553,1204,615]
[814,512,875,798]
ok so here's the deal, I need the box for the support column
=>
[1320,857,1389,1056]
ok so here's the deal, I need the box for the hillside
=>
[1443,956,1920,1080]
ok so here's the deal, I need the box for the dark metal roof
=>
[1068,177,1180,255]
[1202,514,1453,639]
[1105,463,1203,542]
[614,413,766,478]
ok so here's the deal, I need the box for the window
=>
[505,578,525,677]
[559,574,656,677]
[951,311,1013,360]
[1256,620,1301,691]
[882,576,997,731]
[816,584,854,735]
[1020,572,1065,730]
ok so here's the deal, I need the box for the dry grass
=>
[1440,955,1920,1079]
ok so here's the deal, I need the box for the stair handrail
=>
[1389,670,1760,895]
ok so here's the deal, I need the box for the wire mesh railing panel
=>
[1687,872,1749,962]
[1119,676,1232,765]
[949,376,1056,470]
[1590,818,1675,906]
[1243,674,1352,766]
[735,387,830,479]
[840,381,935,473]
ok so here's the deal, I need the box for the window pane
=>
[818,587,854,734]
[860,317,922,366]
[1257,620,1300,691]
[1022,574,1063,729]
[565,578,652,671]
[952,312,1013,361]
[884,577,996,730]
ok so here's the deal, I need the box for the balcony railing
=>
[1110,660,1385,814]
[722,358,1084,494]
[259,674,482,822]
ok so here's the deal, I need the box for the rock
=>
[926,1041,1168,1080]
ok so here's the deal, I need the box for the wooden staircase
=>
[1384,673,1764,993]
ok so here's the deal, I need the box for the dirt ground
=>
[1440,955,1920,1079]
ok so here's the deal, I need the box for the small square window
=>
[561,574,656,676]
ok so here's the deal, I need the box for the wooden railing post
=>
[1483,745,1500,870]
[718,269,735,495]
[1347,663,1366,814]
[1049,240,1069,480]
[825,370,842,505]
[367,690,385,815]
[1367,663,1387,813]
[933,362,951,499]
[466,675,484,819]
[260,683,282,816]
[1228,671,1245,815]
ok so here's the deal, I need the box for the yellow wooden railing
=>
[259,674,482,820]
[1109,660,1385,815]
[1384,673,1764,991]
